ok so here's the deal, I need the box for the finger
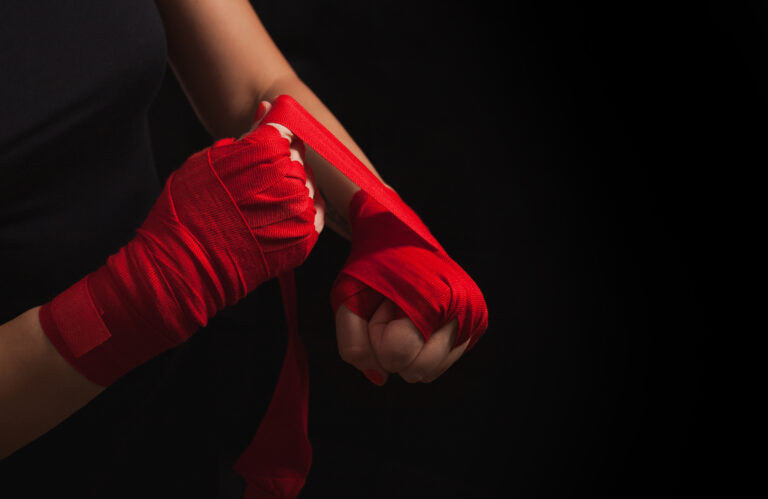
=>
[265,122,295,144]
[369,300,425,375]
[336,304,388,385]
[290,139,306,170]
[253,100,271,125]
[280,136,323,233]
[311,180,326,234]
[300,153,325,233]
[239,100,272,139]
[400,319,468,383]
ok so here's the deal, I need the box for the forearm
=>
[201,74,385,237]
[0,104,319,458]
[155,0,389,236]
[0,307,103,459]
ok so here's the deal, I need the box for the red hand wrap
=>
[232,96,488,499]
[39,95,488,499]
[39,121,317,386]
[255,97,488,350]
[331,189,488,349]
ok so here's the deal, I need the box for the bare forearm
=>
[201,73,384,233]
[0,307,103,458]
[156,0,389,234]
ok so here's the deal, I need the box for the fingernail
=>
[363,369,385,386]
[253,101,267,122]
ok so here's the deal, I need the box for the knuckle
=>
[265,122,294,141]
[314,213,325,234]
[378,348,414,372]
[377,333,420,370]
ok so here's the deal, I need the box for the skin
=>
[0,0,468,459]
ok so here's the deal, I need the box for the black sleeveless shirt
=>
[0,2,285,496]
[0,0,165,320]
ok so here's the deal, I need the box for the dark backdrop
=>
[148,1,762,497]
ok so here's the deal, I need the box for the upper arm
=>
[154,0,298,138]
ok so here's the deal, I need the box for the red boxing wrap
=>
[38,95,487,499]
[236,96,489,498]
[331,189,488,349]
[39,120,318,386]
[259,96,488,349]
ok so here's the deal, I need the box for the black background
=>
[148,1,763,497]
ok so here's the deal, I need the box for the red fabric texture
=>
[233,272,311,499]
[331,276,408,322]
[232,95,488,498]
[330,190,488,348]
[38,94,487,498]
[38,120,318,385]
[261,95,488,349]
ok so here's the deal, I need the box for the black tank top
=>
[0,2,285,496]
[0,0,165,322]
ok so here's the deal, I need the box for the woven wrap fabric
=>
[234,96,488,498]
[38,120,318,385]
[38,95,487,498]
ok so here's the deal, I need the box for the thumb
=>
[336,305,390,386]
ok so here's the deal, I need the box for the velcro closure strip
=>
[49,277,111,358]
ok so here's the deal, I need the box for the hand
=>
[336,299,470,385]
[328,187,486,387]
[245,100,325,236]
[249,96,487,387]
[37,97,326,387]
